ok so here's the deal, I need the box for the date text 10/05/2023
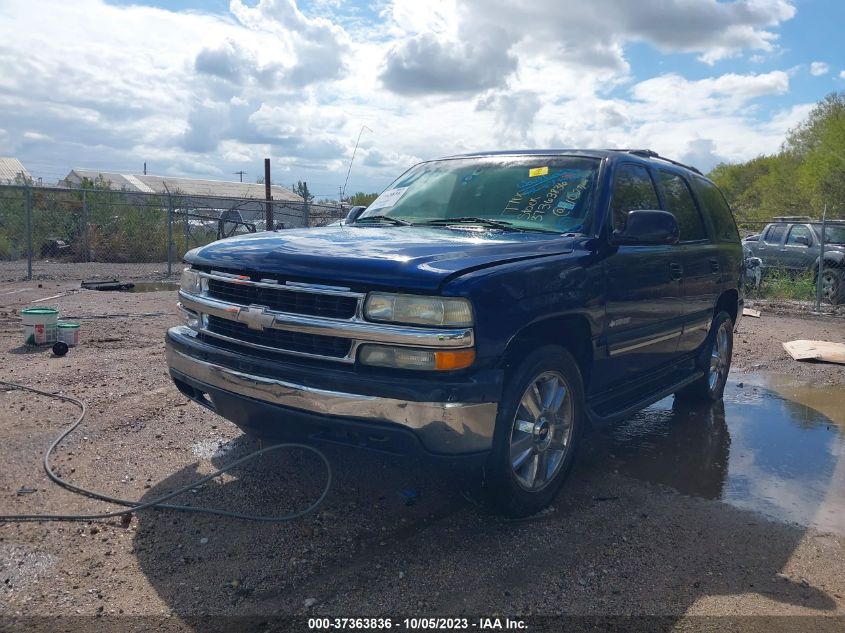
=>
[307,617,528,630]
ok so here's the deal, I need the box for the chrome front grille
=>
[206,278,358,319]
[206,315,353,358]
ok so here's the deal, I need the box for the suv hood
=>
[185,225,575,291]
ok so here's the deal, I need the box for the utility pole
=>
[233,170,246,182]
[143,162,147,175]
[264,158,273,230]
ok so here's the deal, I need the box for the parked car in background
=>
[742,217,845,304]
[167,149,743,516]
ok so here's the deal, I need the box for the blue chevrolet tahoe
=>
[166,149,744,516]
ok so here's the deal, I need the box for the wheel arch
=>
[715,289,739,324]
[500,314,593,389]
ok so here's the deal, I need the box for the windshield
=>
[819,225,845,244]
[358,156,600,234]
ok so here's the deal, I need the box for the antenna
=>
[233,170,246,182]
[342,125,373,200]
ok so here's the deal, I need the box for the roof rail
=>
[773,216,814,221]
[612,149,703,175]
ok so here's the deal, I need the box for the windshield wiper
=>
[417,216,561,233]
[355,215,412,226]
[417,216,519,230]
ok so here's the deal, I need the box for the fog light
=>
[358,345,475,371]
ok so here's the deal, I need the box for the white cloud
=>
[810,61,830,76]
[840,70,845,80]
[0,0,811,191]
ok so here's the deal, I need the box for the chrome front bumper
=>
[166,342,498,454]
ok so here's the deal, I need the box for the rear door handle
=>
[670,262,683,281]
[710,258,720,274]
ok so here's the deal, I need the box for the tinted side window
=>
[657,170,707,241]
[693,177,739,242]
[611,164,659,231]
[765,225,786,244]
[786,225,813,245]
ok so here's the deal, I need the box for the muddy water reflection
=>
[584,375,845,533]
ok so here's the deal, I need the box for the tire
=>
[485,345,584,517]
[820,267,845,305]
[675,311,733,403]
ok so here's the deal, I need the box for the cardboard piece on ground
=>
[742,307,761,318]
[782,340,845,365]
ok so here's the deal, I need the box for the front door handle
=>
[669,262,683,281]
[710,258,720,274]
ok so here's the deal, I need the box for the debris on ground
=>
[782,340,845,365]
[742,307,762,318]
[81,280,135,291]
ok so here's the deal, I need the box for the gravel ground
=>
[0,261,176,282]
[0,282,843,630]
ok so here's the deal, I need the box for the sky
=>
[1,0,844,197]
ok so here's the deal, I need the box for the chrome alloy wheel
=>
[708,320,730,391]
[509,371,574,491]
[821,271,838,301]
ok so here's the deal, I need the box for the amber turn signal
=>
[434,349,476,371]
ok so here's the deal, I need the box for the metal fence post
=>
[81,188,90,262]
[25,183,32,280]
[183,201,189,255]
[166,195,173,277]
[814,204,827,311]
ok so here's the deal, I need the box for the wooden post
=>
[264,158,273,230]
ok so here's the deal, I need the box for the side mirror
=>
[612,209,680,246]
[345,206,366,224]
[793,235,810,246]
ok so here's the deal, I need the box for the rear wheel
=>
[486,346,584,517]
[675,311,733,403]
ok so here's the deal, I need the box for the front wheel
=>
[675,311,733,403]
[485,346,584,517]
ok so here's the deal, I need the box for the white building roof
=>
[0,157,31,184]
[62,169,302,202]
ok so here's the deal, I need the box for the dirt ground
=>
[1,282,844,630]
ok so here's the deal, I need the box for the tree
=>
[349,192,379,207]
[707,91,845,221]
[292,180,314,203]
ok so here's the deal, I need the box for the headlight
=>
[364,293,473,327]
[358,344,475,371]
[180,268,203,295]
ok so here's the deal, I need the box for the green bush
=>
[753,270,817,301]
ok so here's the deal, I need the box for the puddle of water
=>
[124,281,179,293]
[584,375,845,534]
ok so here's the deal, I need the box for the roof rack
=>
[773,216,814,221]
[612,149,703,175]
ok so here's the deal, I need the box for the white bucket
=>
[22,307,59,345]
[57,322,81,346]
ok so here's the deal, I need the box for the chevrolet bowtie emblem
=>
[239,305,272,331]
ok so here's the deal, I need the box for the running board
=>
[585,370,706,427]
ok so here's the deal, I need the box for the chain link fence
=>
[0,184,346,282]
[737,215,845,313]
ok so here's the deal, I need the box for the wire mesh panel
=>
[0,186,28,279]
[0,184,330,282]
